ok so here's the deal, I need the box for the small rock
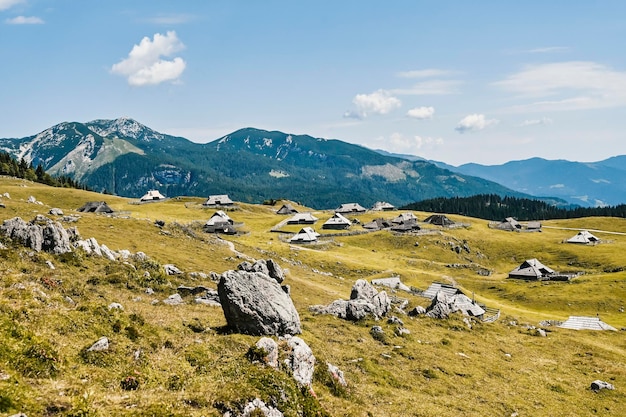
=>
[108,302,124,311]
[327,362,348,387]
[387,316,404,326]
[49,208,64,216]
[164,264,183,275]
[395,327,411,336]
[162,294,184,305]
[87,336,109,352]
[145,287,154,295]
[240,398,284,417]
[286,337,315,387]
[45,260,55,270]
[591,380,615,391]
[255,337,279,368]
[408,306,426,316]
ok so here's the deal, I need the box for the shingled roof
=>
[558,316,616,331]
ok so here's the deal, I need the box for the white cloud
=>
[392,79,462,95]
[407,106,435,120]
[143,14,195,25]
[5,15,43,24]
[345,89,401,119]
[389,132,444,152]
[396,69,457,78]
[0,0,23,11]
[455,114,499,133]
[520,117,552,126]
[111,31,186,87]
[493,61,626,111]
[527,46,570,54]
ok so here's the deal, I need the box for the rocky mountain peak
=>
[87,117,165,142]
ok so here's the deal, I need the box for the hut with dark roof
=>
[77,201,114,214]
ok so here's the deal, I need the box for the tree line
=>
[401,194,626,221]
[0,152,90,190]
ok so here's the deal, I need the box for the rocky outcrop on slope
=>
[218,260,301,336]
[309,279,391,321]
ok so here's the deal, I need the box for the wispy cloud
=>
[344,89,401,119]
[143,13,195,25]
[396,69,458,79]
[407,106,435,120]
[111,31,186,87]
[5,15,43,24]
[494,61,626,112]
[455,114,498,133]
[0,0,24,11]
[527,46,570,54]
[520,117,552,126]
[392,79,462,96]
[387,132,444,153]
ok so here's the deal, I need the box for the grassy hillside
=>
[1,176,625,416]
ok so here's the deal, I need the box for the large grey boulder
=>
[426,291,453,319]
[238,259,285,284]
[350,279,378,300]
[0,216,72,254]
[286,336,315,387]
[218,270,301,336]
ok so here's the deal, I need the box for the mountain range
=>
[0,118,525,209]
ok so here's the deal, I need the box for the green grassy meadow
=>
[1,176,625,416]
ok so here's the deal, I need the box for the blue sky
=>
[1,0,625,165]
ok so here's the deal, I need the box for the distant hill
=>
[429,157,626,208]
[0,118,527,209]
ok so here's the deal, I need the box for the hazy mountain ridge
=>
[0,118,528,208]
[436,157,626,207]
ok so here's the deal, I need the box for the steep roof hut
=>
[558,316,617,331]
[286,212,318,224]
[140,190,165,201]
[362,218,392,230]
[566,230,599,244]
[76,201,114,213]
[423,214,455,226]
[421,282,463,300]
[508,258,555,280]
[289,227,320,244]
[371,201,395,211]
[494,217,522,231]
[322,213,351,230]
[204,210,235,234]
[335,203,367,214]
[203,194,234,206]
[276,204,298,215]
[392,212,418,225]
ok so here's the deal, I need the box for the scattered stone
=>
[145,287,154,295]
[536,329,547,337]
[8,413,28,417]
[118,249,132,259]
[99,244,117,261]
[371,276,412,293]
[64,296,75,305]
[3,192,10,199]
[254,337,279,368]
[408,306,426,316]
[177,285,211,296]
[387,316,404,326]
[108,302,124,311]
[49,208,64,216]
[327,362,348,387]
[154,219,165,227]
[590,380,615,391]
[45,260,55,270]
[286,336,315,386]
[164,264,183,275]
[189,271,209,280]
[310,279,391,321]
[87,336,109,352]
[134,252,149,262]
[162,294,184,305]
[239,398,284,417]
[218,269,301,336]
[351,279,378,300]
[370,326,384,337]
[195,289,221,306]
[395,327,411,336]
